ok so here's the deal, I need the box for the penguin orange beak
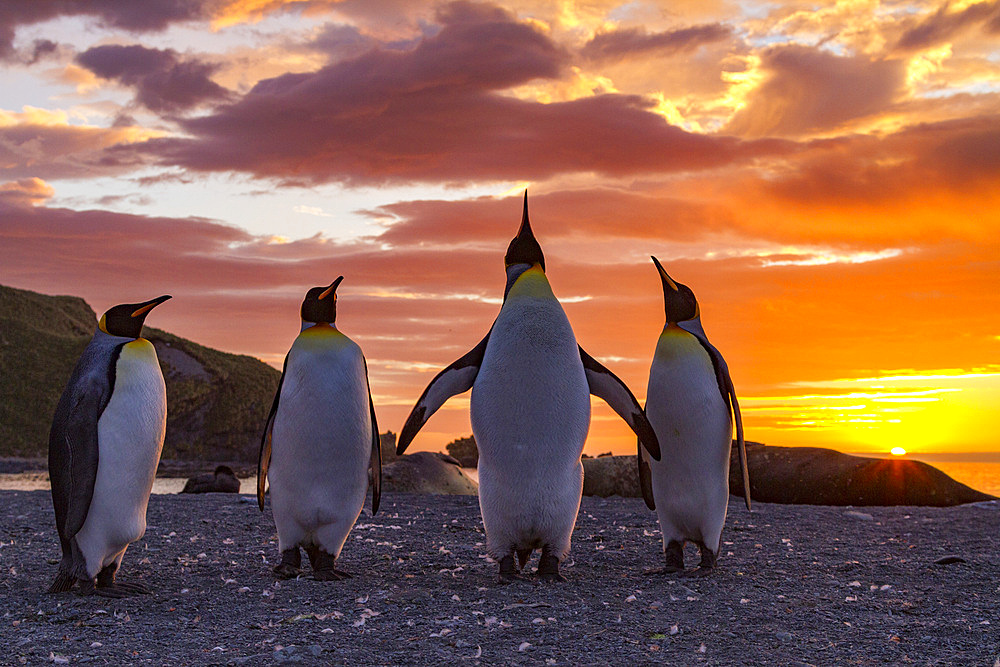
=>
[130,295,172,318]
[318,276,344,300]
[651,256,679,292]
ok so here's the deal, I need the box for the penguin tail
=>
[516,548,532,570]
[47,570,75,594]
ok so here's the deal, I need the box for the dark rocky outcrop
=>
[180,465,241,494]
[382,452,478,495]
[582,455,641,498]
[379,431,399,464]
[0,284,280,461]
[445,435,478,468]
[729,443,997,507]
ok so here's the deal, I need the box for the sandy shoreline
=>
[1,491,998,665]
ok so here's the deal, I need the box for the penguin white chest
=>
[268,326,371,552]
[471,287,590,467]
[77,339,166,574]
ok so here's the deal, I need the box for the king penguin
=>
[639,257,751,576]
[397,193,661,582]
[257,277,381,580]
[47,294,172,596]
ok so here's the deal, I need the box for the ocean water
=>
[1,460,995,496]
[918,461,1000,497]
[850,452,1000,497]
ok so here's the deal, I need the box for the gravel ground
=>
[1,491,998,665]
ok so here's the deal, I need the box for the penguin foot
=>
[642,566,682,576]
[664,540,685,571]
[537,551,566,583]
[273,563,302,579]
[95,565,151,595]
[687,543,717,577]
[75,579,98,597]
[273,547,303,579]
[497,555,525,584]
[685,566,716,578]
[306,547,350,582]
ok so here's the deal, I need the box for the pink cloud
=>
[581,23,732,62]
[129,5,779,185]
[725,44,906,138]
[76,44,232,112]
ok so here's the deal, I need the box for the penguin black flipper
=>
[578,346,661,461]
[636,430,656,511]
[696,338,751,511]
[365,357,381,516]
[258,354,288,511]
[396,330,491,455]
[48,343,122,584]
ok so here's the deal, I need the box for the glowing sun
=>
[890,447,907,456]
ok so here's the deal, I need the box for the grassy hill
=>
[0,284,280,462]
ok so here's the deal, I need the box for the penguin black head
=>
[504,191,545,272]
[99,295,171,339]
[652,256,699,324]
[301,277,344,324]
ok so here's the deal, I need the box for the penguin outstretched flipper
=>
[367,368,381,515]
[578,347,661,461]
[48,345,121,590]
[396,331,492,455]
[637,437,656,511]
[258,355,288,511]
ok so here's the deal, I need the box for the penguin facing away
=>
[397,193,661,582]
[48,294,172,597]
[257,278,381,581]
[640,256,750,576]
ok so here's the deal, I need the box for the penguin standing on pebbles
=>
[640,257,750,576]
[48,295,171,597]
[258,278,381,581]
[397,194,661,582]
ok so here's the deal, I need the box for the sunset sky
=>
[1,0,998,456]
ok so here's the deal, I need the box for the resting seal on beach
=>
[180,465,240,494]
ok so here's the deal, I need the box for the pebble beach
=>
[2,491,999,665]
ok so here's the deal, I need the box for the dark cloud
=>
[76,44,231,113]
[372,189,735,248]
[763,114,1000,205]
[310,23,378,61]
[894,0,1000,52]
[126,4,778,184]
[725,45,906,138]
[580,23,732,62]
[0,0,211,61]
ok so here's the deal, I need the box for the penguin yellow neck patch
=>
[300,322,341,337]
[122,338,157,360]
[655,324,708,363]
[509,265,554,300]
